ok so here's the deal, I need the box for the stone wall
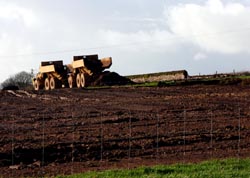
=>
[127,70,188,83]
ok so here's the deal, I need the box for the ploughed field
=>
[0,85,250,177]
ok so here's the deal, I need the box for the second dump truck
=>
[32,54,112,90]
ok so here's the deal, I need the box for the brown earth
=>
[0,85,250,177]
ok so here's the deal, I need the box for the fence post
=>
[128,111,132,169]
[156,113,159,162]
[238,108,241,159]
[11,116,15,166]
[183,109,186,157]
[11,115,15,177]
[210,111,213,156]
[41,113,45,176]
[71,110,75,175]
[100,112,103,162]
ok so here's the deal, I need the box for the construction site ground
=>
[0,84,250,177]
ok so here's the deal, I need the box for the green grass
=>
[238,75,250,79]
[55,158,250,178]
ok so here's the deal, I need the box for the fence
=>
[1,98,250,177]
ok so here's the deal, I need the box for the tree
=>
[1,71,34,90]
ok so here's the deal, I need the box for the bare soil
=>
[0,85,250,177]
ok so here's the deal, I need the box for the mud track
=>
[0,85,250,177]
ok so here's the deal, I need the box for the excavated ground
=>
[0,85,250,177]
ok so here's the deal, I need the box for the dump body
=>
[72,55,112,75]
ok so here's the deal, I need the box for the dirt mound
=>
[92,71,134,86]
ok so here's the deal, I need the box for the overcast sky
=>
[1,0,250,82]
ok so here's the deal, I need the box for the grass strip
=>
[56,158,250,178]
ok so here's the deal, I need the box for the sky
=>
[1,0,250,83]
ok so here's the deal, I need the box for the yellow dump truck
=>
[68,55,112,88]
[32,55,112,90]
[32,60,69,90]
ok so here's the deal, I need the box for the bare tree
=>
[1,71,34,90]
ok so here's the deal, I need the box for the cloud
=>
[97,0,250,55]
[166,0,250,54]
[0,2,38,82]
[0,3,37,27]
[194,52,207,61]
[0,2,37,55]
[97,29,179,53]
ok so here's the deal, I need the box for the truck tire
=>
[50,77,61,90]
[34,80,43,91]
[68,75,76,88]
[76,73,81,88]
[80,73,86,88]
[45,78,50,90]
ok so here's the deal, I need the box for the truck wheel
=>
[80,73,86,88]
[76,74,81,88]
[45,78,50,90]
[34,80,42,91]
[50,77,61,90]
[68,75,76,88]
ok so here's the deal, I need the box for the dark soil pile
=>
[92,71,134,86]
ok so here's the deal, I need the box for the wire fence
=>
[1,100,250,177]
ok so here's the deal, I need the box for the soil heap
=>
[91,71,133,86]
